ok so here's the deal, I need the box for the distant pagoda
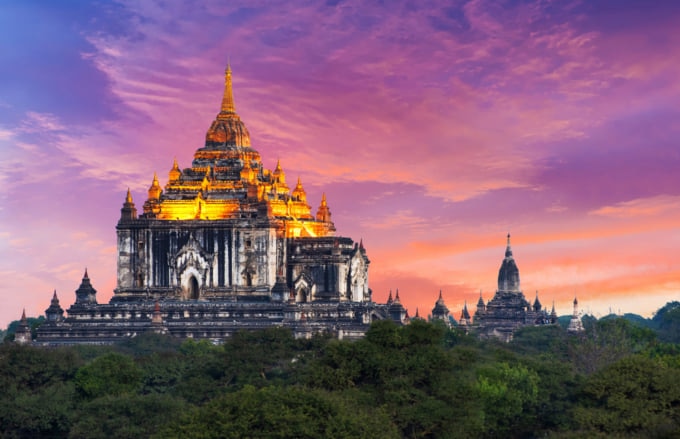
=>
[474,234,556,341]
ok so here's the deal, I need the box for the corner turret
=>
[119,189,137,222]
[316,193,332,222]
[533,291,542,312]
[459,301,471,326]
[389,289,407,323]
[292,177,307,203]
[168,158,181,183]
[14,309,32,344]
[143,173,163,216]
[74,269,98,305]
[45,290,64,323]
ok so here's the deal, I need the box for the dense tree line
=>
[1,301,679,438]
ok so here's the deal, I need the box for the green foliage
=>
[155,385,398,439]
[1,305,679,438]
[653,301,680,343]
[69,393,189,439]
[114,332,183,357]
[0,344,80,386]
[511,324,570,359]
[74,352,142,399]
[568,316,657,374]
[306,319,486,438]
[220,327,300,387]
[575,355,680,436]
[476,362,539,437]
[0,344,82,438]
[138,351,188,395]
[0,382,77,438]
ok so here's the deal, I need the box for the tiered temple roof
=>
[137,65,333,239]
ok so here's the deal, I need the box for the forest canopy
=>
[1,301,679,438]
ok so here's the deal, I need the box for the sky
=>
[1,0,680,328]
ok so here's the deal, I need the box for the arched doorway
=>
[188,276,199,300]
[296,288,308,303]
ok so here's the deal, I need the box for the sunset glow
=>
[1,1,680,327]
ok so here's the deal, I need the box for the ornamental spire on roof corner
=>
[505,232,513,258]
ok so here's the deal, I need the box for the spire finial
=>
[84,268,89,279]
[125,188,133,204]
[438,289,443,300]
[21,308,26,321]
[505,233,513,257]
[221,64,236,114]
[52,289,58,300]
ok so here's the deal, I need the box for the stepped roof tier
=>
[138,65,334,239]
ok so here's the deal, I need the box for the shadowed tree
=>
[74,352,142,399]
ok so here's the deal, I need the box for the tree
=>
[475,362,539,437]
[154,385,398,439]
[568,317,657,375]
[74,352,142,399]
[575,355,680,436]
[653,301,680,343]
[0,344,82,437]
[69,393,189,439]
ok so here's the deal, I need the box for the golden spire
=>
[221,64,236,114]
[292,177,306,202]
[125,188,133,204]
[272,159,285,184]
[316,192,332,222]
[148,173,162,199]
[169,158,181,182]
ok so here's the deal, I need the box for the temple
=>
[35,66,386,345]
[473,235,556,341]
[26,69,575,345]
[567,297,585,333]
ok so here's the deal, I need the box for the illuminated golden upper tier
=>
[133,66,335,238]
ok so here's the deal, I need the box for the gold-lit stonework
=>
[139,67,333,237]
